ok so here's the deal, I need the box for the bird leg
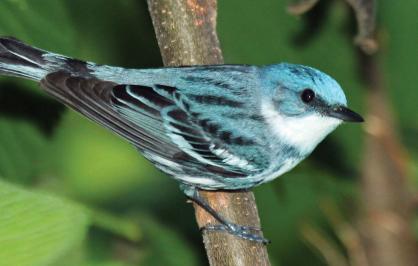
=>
[180,184,270,244]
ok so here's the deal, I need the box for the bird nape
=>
[0,37,363,243]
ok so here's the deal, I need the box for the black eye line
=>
[311,96,332,115]
[302,91,327,108]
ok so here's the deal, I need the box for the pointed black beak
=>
[328,106,364,122]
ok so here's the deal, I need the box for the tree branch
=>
[287,0,320,15]
[147,1,270,265]
[345,0,378,54]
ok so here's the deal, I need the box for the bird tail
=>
[0,37,85,81]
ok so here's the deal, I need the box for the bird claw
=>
[201,223,271,244]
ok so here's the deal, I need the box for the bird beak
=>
[327,105,364,122]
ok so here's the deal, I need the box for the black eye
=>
[301,89,315,103]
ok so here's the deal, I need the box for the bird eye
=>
[301,89,315,103]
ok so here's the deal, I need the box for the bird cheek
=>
[276,102,303,116]
[272,92,283,103]
[272,85,289,101]
[271,98,286,113]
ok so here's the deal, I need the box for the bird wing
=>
[40,70,263,178]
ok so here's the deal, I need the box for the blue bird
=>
[0,37,363,243]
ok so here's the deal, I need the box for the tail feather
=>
[0,37,52,80]
[0,37,90,81]
[0,37,47,66]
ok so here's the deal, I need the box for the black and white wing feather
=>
[40,71,263,181]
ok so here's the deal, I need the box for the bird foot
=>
[201,223,271,244]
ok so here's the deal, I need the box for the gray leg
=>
[180,184,270,244]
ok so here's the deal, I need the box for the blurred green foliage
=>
[0,0,416,265]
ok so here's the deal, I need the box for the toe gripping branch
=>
[180,184,270,244]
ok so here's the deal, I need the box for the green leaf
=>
[0,118,47,184]
[0,180,89,266]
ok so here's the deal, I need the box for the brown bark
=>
[147,1,270,265]
[287,0,320,15]
[345,0,378,54]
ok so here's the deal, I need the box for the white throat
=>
[261,99,341,154]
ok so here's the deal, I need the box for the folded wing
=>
[40,71,262,180]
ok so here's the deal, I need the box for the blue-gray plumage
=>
[0,37,363,243]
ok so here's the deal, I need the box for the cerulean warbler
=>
[0,37,363,243]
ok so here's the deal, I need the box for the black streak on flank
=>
[188,94,244,107]
[207,123,220,135]
[211,80,237,90]
[204,165,246,178]
[220,131,232,142]
[219,131,255,146]
[182,76,235,90]
[182,76,215,84]
[232,136,255,145]
[196,118,255,145]
[224,113,264,121]
[198,118,211,128]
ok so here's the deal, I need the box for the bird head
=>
[260,63,363,154]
